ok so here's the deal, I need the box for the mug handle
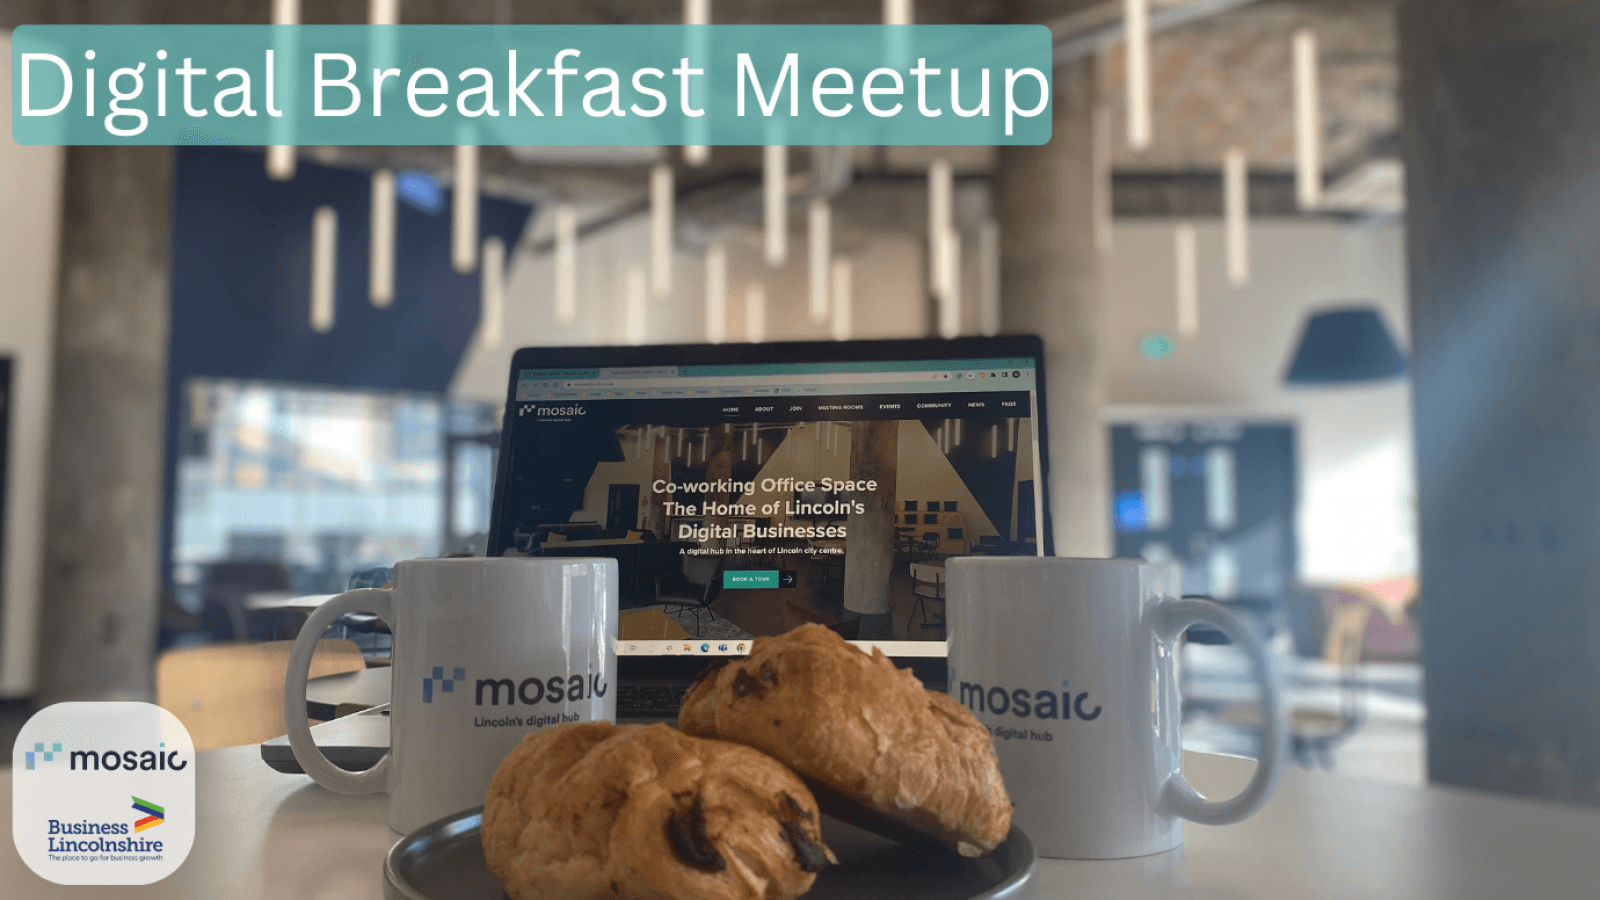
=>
[1152,595,1285,826]
[283,588,393,795]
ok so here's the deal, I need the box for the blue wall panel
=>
[162,146,531,582]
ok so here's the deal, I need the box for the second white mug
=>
[946,556,1284,859]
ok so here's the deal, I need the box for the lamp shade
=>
[1285,306,1408,384]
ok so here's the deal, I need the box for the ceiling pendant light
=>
[266,0,299,181]
[310,205,337,333]
[883,0,913,26]
[1293,28,1322,210]
[928,158,953,296]
[705,242,728,343]
[553,203,578,325]
[745,282,767,343]
[369,168,396,307]
[809,198,831,325]
[480,236,506,348]
[452,144,480,273]
[937,227,962,339]
[266,146,297,182]
[1124,0,1151,150]
[978,218,1000,336]
[831,257,853,341]
[1224,148,1250,287]
[624,266,648,345]
[683,0,711,166]
[650,163,674,301]
[764,145,787,267]
[1175,222,1199,338]
[1286,306,1408,384]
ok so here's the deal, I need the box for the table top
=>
[306,667,392,719]
[243,592,338,612]
[7,746,1599,900]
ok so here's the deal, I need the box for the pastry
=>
[679,623,1012,857]
[483,721,835,900]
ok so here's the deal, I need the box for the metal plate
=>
[385,807,1036,900]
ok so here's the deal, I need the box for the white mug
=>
[284,557,617,833]
[945,557,1284,859]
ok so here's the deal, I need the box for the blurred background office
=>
[2,0,1596,811]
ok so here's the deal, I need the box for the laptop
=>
[262,335,1056,771]
[490,336,1055,720]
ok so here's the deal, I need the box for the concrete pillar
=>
[994,57,1109,558]
[35,146,174,704]
[843,420,898,617]
[1400,0,1600,807]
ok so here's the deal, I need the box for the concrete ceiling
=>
[1100,0,1399,175]
[3,0,1403,213]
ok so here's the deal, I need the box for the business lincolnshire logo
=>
[131,797,164,833]
[13,702,195,885]
[423,666,466,703]
[25,741,64,770]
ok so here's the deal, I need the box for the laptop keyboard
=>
[617,683,692,719]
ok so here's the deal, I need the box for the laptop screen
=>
[489,343,1047,661]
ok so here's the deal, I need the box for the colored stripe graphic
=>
[132,797,164,832]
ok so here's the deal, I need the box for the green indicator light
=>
[1139,334,1175,360]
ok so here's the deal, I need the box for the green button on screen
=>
[724,570,779,589]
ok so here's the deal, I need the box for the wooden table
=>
[7,747,1598,899]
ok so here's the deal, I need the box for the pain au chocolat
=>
[482,721,835,900]
[678,623,1012,857]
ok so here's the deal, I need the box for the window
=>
[1139,445,1172,530]
[174,379,448,596]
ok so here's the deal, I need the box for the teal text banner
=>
[10,25,1052,146]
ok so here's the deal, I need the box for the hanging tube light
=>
[705,243,728,343]
[1224,148,1250,287]
[1293,28,1323,210]
[1124,0,1151,150]
[369,168,396,307]
[683,0,711,166]
[929,158,953,294]
[554,203,577,325]
[808,198,831,324]
[480,236,506,348]
[978,218,1000,336]
[745,282,767,343]
[937,227,962,339]
[310,205,337,333]
[624,266,648,345]
[1175,222,1199,338]
[764,145,787,267]
[452,144,479,273]
[831,257,853,341]
[266,0,300,181]
[650,163,674,300]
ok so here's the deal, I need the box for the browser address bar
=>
[563,372,954,389]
